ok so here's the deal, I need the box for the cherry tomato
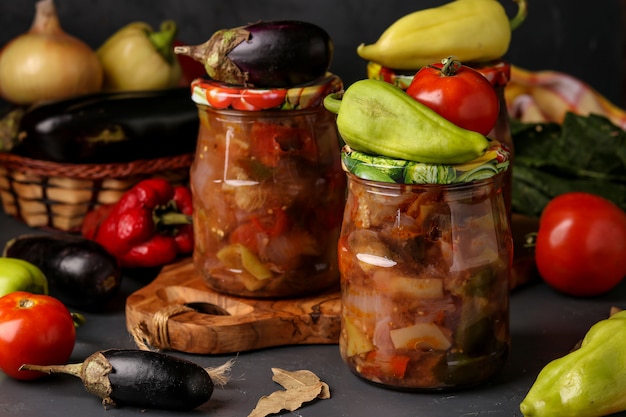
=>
[0,291,76,380]
[535,192,626,297]
[406,57,499,135]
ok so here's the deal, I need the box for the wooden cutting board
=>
[125,214,539,355]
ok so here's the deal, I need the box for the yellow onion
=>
[0,0,103,105]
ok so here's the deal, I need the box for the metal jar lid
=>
[342,140,510,185]
[190,73,343,111]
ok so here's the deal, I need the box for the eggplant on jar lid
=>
[174,20,334,88]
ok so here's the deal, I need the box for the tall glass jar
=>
[190,75,346,298]
[338,144,513,390]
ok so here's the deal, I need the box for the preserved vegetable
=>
[190,76,345,298]
[338,170,512,389]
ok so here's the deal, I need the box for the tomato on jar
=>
[0,292,76,380]
[406,57,499,136]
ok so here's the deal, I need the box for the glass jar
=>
[366,60,514,217]
[190,75,346,298]
[338,147,513,390]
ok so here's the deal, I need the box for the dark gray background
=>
[1,0,625,106]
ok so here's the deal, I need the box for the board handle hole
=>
[185,302,231,316]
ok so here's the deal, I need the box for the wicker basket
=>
[0,152,194,232]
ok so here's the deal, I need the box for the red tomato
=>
[535,192,626,297]
[0,292,76,380]
[406,58,499,135]
[230,222,262,252]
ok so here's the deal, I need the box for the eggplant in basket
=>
[11,87,199,164]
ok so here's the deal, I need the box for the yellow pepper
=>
[97,20,182,91]
[357,0,527,70]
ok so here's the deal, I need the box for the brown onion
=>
[0,0,103,105]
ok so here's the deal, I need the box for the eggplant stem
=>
[20,362,84,378]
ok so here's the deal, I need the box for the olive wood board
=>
[125,214,539,355]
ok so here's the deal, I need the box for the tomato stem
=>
[524,232,537,249]
[440,56,461,77]
[71,312,87,328]
[18,298,35,309]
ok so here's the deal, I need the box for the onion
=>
[0,0,103,105]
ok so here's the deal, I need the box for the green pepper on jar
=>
[0,257,48,298]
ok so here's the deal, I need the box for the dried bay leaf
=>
[247,368,331,417]
[272,368,331,400]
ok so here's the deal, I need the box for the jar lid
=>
[342,140,510,185]
[190,73,343,111]
[367,60,511,90]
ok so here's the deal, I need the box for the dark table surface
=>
[0,209,624,417]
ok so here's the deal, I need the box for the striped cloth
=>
[505,65,626,130]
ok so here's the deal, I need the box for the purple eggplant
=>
[174,20,333,88]
[20,349,226,410]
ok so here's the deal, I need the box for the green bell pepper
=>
[0,257,48,297]
[520,310,626,417]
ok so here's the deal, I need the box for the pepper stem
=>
[148,20,178,65]
[323,93,343,114]
[158,212,192,226]
[509,0,528,31]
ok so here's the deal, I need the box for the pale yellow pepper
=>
[98,20,182,91]
[357,0,527,70]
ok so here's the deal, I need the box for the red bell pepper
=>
[83,178,194,268]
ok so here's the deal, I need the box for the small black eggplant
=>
[20,349,232,410]
[175,20,333,88]
[3,234,121,311]
[11,87,199,164]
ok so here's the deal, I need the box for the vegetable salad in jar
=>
[338,143,512,390]
[190,75,346,298]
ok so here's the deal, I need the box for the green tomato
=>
[0,257,48,297]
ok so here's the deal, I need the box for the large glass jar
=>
[338,145,513,390]
[190,75,346,298]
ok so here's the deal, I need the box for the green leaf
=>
[511,112,626,218]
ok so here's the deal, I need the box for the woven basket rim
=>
[0,152,194,180]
